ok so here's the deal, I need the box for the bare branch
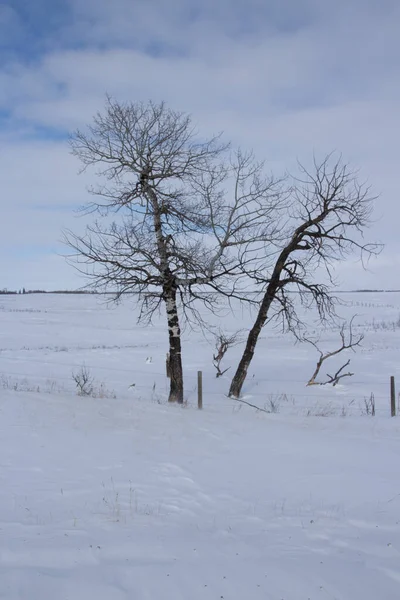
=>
[325,359,354,387]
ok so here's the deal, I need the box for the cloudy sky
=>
[1,0,399,290]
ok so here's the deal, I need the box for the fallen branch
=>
[305,317,363,386]
[228,396,271,413]
[213,330,242,378]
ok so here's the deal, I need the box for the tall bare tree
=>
[65,98,284,403]
[229,156,381,398]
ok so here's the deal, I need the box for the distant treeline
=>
[0,289,97,295]
[1,288,400,296]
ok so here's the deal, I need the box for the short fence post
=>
[390,376,396,417]
[197,371,203,410]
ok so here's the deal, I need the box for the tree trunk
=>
[164,285,184,403]
[229,285,279,398]
[228,242,298,398]
[142,176,184,404]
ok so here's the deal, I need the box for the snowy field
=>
[1,292,400,599]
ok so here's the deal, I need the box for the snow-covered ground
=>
[1,292,400,599]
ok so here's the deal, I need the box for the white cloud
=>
[0,0,398,289]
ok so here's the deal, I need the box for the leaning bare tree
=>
[229,155,381,398]
[65,98,284,403]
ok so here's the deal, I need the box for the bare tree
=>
[65,98,284,403]
[229,155,381,398]
[305,318,364,386]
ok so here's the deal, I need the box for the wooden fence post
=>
[390,376,396,417]
[197,371,203,410]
